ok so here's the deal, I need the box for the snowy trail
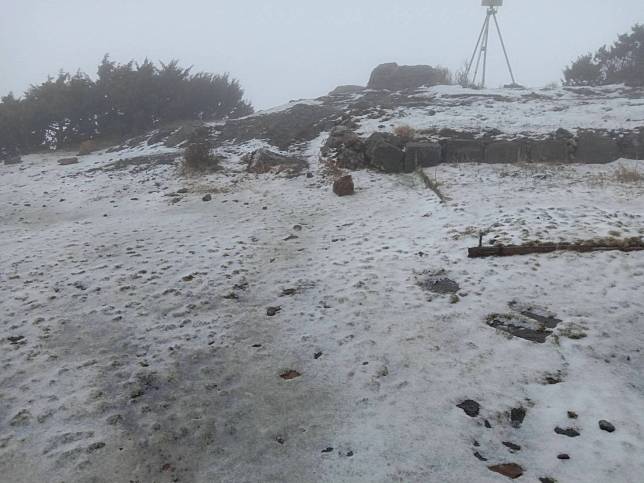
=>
[1,150,644,482]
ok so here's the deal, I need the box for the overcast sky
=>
[1,0,643,109]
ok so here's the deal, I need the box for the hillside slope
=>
[1,85,644,483]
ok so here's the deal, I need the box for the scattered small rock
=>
[555,427,580,437]
[599,420,615,433]
[267,306,281,316]
[474,451,488,461]
[202,194,212,202]
[510,407,526,428]
[539,478,556,483]
[488,463,524,479]
[457,399,480,417]
[568,411,578,419]
[321,447,334,453]
[333,175,355,197]
[557,453,570,460]
[502,442,521,452]
[280,370,301,380]
[58,157,79,166]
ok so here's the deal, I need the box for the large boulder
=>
[619,129,644,160]
[244,149,308,177]
[444,139,485,163]
[575,131,620,164]
[365,133,405,173]
[485,140,529,164]
[529,139,570,163]
[405,142,442,168]
[333,175,355,196]
[368,63,449,91]
[324,126,367,170]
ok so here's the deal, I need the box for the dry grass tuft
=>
[394,124,417,142]
[614,163,642,183]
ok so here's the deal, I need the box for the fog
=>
[1,0,643,109]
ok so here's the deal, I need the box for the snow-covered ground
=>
[1,138,643,482]
[356,84,644,137]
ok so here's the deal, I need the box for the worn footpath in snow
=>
[1,144,644,482]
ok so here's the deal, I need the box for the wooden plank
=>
[468,243,644,258]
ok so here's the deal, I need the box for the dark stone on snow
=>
[539,478,556,483]
[575,130,620,164]
[488,463,524,479]
[474,451,488,461]
[557,453,571,460]
[510,407,526,428]
[486,308,560,343]
[599,420,615,433]
[405,142,442,168]
[555,426,580,437]
[457,399,480,417]
[267,306,282,317]
[368,63,448,91]
[417,271,460,294]
[202,194,212,202]
[502,442,521,452]
[443,139,485,163]
[333,175,355,197]
[58,157,79,166]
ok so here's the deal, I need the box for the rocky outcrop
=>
[328,85,365,96]
[323,126,367,170]
[244,149,308,177]
[405,142,442,168]
[219,103,339,150]
[444,139,485,163]
[529,139,570,163]
[368,63,448,91]
[485,140,529,164]
[333,175,355,196]
[575,130,620,163]
[365,133,406,173]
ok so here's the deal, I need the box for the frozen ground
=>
[1,139,643,482]
[355,84,644,137]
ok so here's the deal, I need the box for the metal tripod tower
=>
[466,1,517,88]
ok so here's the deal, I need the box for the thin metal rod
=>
[492,12,517,85]
[465,15,489,81]
[481,11,492,87]
[472,14,490,86]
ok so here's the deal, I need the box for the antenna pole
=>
[481,8,493,87]
[492,11,517,85]
[465,15,489,82]
[466,3,518,88]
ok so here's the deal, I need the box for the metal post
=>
[466,15,490,82]
[492,12,517,85]
[466,4,518,88]
[481,8,493,87]
[472,13,490,86]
